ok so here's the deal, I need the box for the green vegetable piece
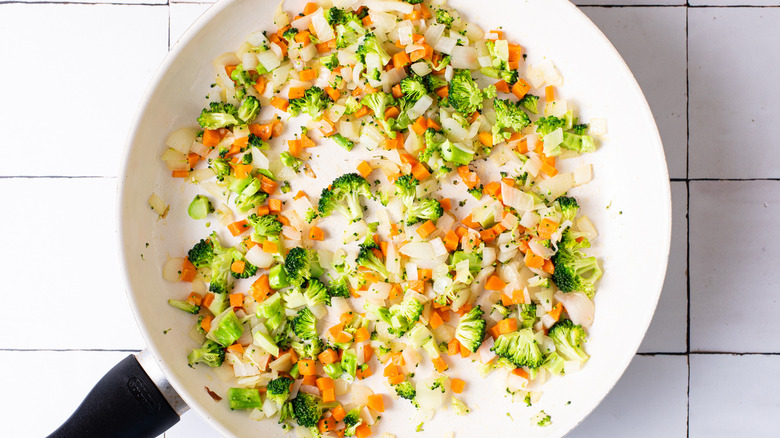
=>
[168,299,200,314]
[187,195,214,220]
[187,340,225,367]
[227,387,263,410]
[269,263,290,289]
[206,308,244,347]
[455,305,487,353]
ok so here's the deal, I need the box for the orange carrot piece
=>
[537,218,559,239]
[332,404,347,422]
[250,274,271,301]
[324,86,341,101]
[451,378,465,394]
[362,15,373,26]
[299,68,318,81]
[321,388,336,403]
[384,106,400,120]
[229,292,244,308]
[429,310,444,329]
[542,258,555,275]
[408,280,425,293]
[392,83,404,99]
[432,356,449,372]
[316,376,335,391]
[180,259,197,282]
[512,79,531,100]
[418,268,433,282]
[383,364,402,378]
[411,162,431,180]
[443,230,459,252]
[354,423,372,438]
[435,86,449,98]
[289,86,306,99]
[186,292,202,306]
[494,80,510,94]
[228,219,249,237]
[485,275,507,291]
[357,160,372,178]
[416,220,436,238]
[447,338,461,356]
[202,129,221,147]
[426,118,441,130]
[411,116,428,135]
[513,367,530,379]
[480,228,497,243]
[298,359,317,376]
[318,348,339,365]
[393,51,411,69]
[309,226,324,241]
[230,260,246,275]
[262,240,278,254]
[367,394,385,413]
[497,318,518,335]
[200,315,213,333]
[549,302,564,321]
[354,105,370,118]
[318,417,337,433]
[202,293,215,309]
[387,374,405,385]
[268,198,283,214]
[227,343,244,355]
[261,176,278,195]
[354,326,371,343]
[461,214,481,229]
[524,250,544,269]
[303,2,318,14]
[483,181,501,197]
[171,170,189,178]
[541,161,558,176]
[545,85,555,102]
[335,331,354,344]
[253,75,267,95]
[507,43,524,61]
[270,96,289,112]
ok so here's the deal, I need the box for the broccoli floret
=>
[188,238,214,269]
[235,192,269,213]
[335,22,360,49]
[419,128,444,162]
[555,196,580,222]
[561,132,596,154]
[207,232,234,294]
[247,213,283,241]
[317,173,373,222]
[304,208,319,224]
[230,249,258,279]
[291,393,333,428]
[209,157,232,181]
[519,303,537,329]
[542,351,566,375]
[434,7,454,28]
[206,308,244,347]
[551,229,602,297]
[356,32,391,66]
[548,319,589,362]
[248,133,269,150]
[400,75,429,102]
[344,97,363,115]
[361,91,397,137]
[491,328,544,369]
[332,133,355,151]
[535,115,567,136]
[394,174,443,225]
[387,296,424,336]
[292,307,318,340]
[536,411,552,427]
[448,69,495,116]
[394,174,418,206]
[325,6,344,25]
[266,376,294,406]
[197,102,239,129]
[423,74,448,94]
[292,337,324,360]
[402,0,424,4]
[572,123,589,135]
[519,94,539,114]
[282,27,299,44]
[434,280,469,308]
[230,64,258,87]
[451,251,482,275]
[343,406,364,436]
[492,99,531,143]
[237,96,261,124]
[356,239,389,280]
[498,68,519,85]
[168,299,200,314]
[320,52,340,71]
[455,305,487,353]
[394,380,417,401]
[288,86,332,121]
[280,150,303,171]
[284,247,324,287]
[187,340,225,367]
[302,278,331,308]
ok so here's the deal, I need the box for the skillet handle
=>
[47,354,181,438]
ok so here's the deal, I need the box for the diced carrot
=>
[318,417,337,433]
[362,15,373,26]
[318,348,339,365]
[316,40,335,53]
[416,268,432,282]
[387,374,405,385]
[308,226,324,241]
[487,29,503,40]
[512,288,525,305]
[408,280,425,294]
[447,338,461,356]
[405,10,422,20]
[355,423,372,438]
[507,43,524,61]
[262,240,278,254]
[411,116,428,135]
[524,250,545,269]
[228,219,249,237]
[461,214,480,229]
[270,96,289,112]
[541,161,558,177]
[480,228,497,243]
[537,218,559,239]
[171,170,189,178]
[432,356,449,372]
[202,129,221,147]
[420,2,432,18]
[443,230,459,252]
[392,51,411,69]
[298,359,317,376]
[256,205,270,216]
[224,65,238,77]
[512,367,530,379]
[357,160,373,178]
[388,283,403,300]
[497,318,518,335]
[516,137,529,154]
[230,260,246,275]
[332,404,347,422]
[319,116,337,137]
[289,86,306,99]
[186,152,200,169]
[265,198,281,214]
[293,191,306,200]
[227,343,244,355]
[301,374,317,386]
[483,181,501,197]
[354,105,371,118]
[180,259,197,282]
[548,302,564,322]
[303,2,318,15]
[384,106,400,120]
[416,220,436,238]
[426,118,441,131]
[299,68,318,81]
[545,85,555,102]
[460,342,471,357]
[473,132,492,148]
[328,323,344,338]
[350,326,369,343]
[324,86,341,101]
[294,30,312,45]
[429,310,444,329]
[386,134,404,150]
[437,198,451,212]
[485,275,507,291]
[229,292,244,308]
[362,344,374,364]
[316,376,335,392]
[200,315,213,333]
[367,394,385,413]
[253,75,267,95]
[494,80,511,94]
[450,378,465,394]
[383,364,402,378]
[435,86,449,98]
[512,79,531,100]
[186,292,202,306]
[202,293,215,309]
[261,176,278,195]
[391,83,404,99]
[411,162,431,181]
[249,275,271,301]
[542,258,555,275]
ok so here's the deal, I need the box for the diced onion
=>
[424,24,445,47]
[147,193,168,218]
[434,36,457,55]
[574,163,593,186]
[364,282,392,300]
[162,257,184,282]
[450,46,479,69]
[245,245,274,269]
[554,291,595,328]
[400,242,435,259]
[166,127,198,154]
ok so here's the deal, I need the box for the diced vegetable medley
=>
[156,0,605,435]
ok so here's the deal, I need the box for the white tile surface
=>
[0,178,145,350]
[689,8,780,178]
[1,351,134,437]
[0,4,168,177]
[639,182,687,353]
[690,181,780,352]
[568,355,688,438]
[581,6,688,179]
[690,354,780,436]
[170,3,213,48]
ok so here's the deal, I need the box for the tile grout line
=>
[685,3,691,437]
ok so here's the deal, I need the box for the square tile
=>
[569,355,688,437]
[689,8,780,178]
[690,354,780,436]
[171,3,214,48]
[0,351,133,437]
[639,181,687,353]
[581,6,687,178]
[0,178,145,350]
[0,4,168,177]
[690,181,780,352]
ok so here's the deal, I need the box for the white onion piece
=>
[574,163,593,186]
[147,193,168,218]
[163,257,184,282]
[507,371,529,392]
[385,66,408,86]
[529,237,555,259]
[424,23,445,47]
[589,118,607,135]
[554,291,595,328]
[482,246,497,267]
[311,8,335,42]
[543,128,564,155]
[282,226,302,241]
[407,94,433,119]
[464,22,484,41]
[576,216,598,238]
[245,245,274,269]
[257,50,281,72]
[442,118,467,139]
[270,352,293,372]
[366,0,414,14]
[290,14,312,30]
[190,141,210,158]
[534,172,574,201]
[435,213,455,233]
[450,46,479,69]
[501,182,534,213]
[520,209,539,229]
[351,383,374,406]
[343,220,367,244]
[400,242,435,259]
[161,148,189,171]
[433,276,452,295]
[539,59,563,86]
[386,241,401,276]
[410,61,432,77]
[334,378,349,396]
[434,35,456,54]
[298,385,320,396]
[251,148,270,169]
[299,43,317,62]
[478,336,496,363]
[405,262,418,281]
[416,378,446,410]
[364,282,392,300]
[166,127,198,154]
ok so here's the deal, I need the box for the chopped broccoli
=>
[237,96,261,124]
[535,115,567,136]
[387,295,424,336]
[441,139,475,166]
[435,7,455,28]
[284,247,324,287]
[344,97,363,115]
[292,337,323,360]
[519,94,539,114]
[248,133,269,149]
[268,263,290,289]
[561,132,596,154]
[455,305,487,353]
[555,196,579,222]
[325,6,345,25]
[356,238,389,279]
[551,229,602,297]
[280,150,303,171]
[451,251,482,275]
[227,387,263,410]
[209,157,232,181]
[447,69,495,116]
[257,292,286,330]
[235,190,268,213]
[288,86,332,121]
[402,0,424,4]
[206,308,244,347]
[320,52,340,71]
[317,173,373,222]
[206,232,234,294]
[492,99,531,143]
[356,32,391,66]
[187,340,225,367]
[536,411,552,427]
[302,278,331,308]
[400,75,429,102]
[542,351,566,375]
[188,238,214,269]
[394,380,417,401]
[168,299,200,314]
[499,68,519,85]
[394,174,443,225]
[361,91,397,137]
[247,213,283,241]
[282,27,299,44]
[266,376,294,406]
[291,393,334,428]
[452,397,470,415]
[548,319,589,362]
[331,133,355,151]
[304,208,319,224]
[423,73,448,93]
[343,406,364,436]
[572,123,589,135]
[197,102,239,129]
[491,328,544,369]
[293,307,318,340]
[434,280,469,308]
[230,249,258,279]
[518,303,537,329]
[229,64,258,87]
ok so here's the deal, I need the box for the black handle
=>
[48,354,180,438]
